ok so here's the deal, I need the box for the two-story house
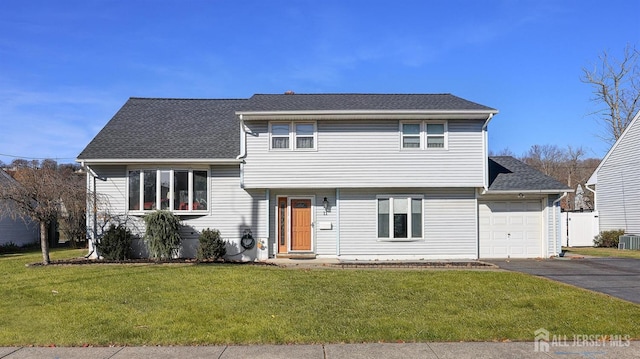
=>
[77,93,570,260]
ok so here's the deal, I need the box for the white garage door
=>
[479,200,543,258]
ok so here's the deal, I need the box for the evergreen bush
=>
[197,228,226,261]
[593,229,625,248]
[96,224,133,260]
[143,210,182,260]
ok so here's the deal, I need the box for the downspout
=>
[81,162,100,258]
[585,183,596,210]
[335,188,340,256]
[552,192,568,257]
[481,113,494,194]
[265,189,270,259]
[236,114,247,188]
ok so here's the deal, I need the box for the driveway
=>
[487,258,640,304]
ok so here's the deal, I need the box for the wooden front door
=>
[290,199,312,251]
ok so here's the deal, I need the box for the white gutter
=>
[481,113,494,192]
[484,189,574,195]
[77,158,243,164]
[237,109,498,117]
[552,192,568,256]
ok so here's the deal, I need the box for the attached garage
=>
[479,200,544,258]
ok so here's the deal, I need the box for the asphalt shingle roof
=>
[77,98,247,160]
[77,94,497,161]
[243,93,497,112]
[488,156,571,192]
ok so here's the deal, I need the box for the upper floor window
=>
[426,123,445,148]
[128,169,208,212]
[401,123,421,149]
[400,121,447,150]
[270,121,317,150]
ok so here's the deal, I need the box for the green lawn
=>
[1,248,639,346]
[564,246,640,259]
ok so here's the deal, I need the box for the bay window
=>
[128,169,208,212]
[377,196,423,240]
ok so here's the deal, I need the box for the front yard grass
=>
[564,246,640,259]
[1,248,639,346]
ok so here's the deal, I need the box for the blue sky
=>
[1,0,638,164]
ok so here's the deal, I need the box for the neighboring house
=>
[587,110,640,235]
[0,169,39,247]
[77,94,570,260]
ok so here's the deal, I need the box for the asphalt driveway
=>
[487,258,640,304]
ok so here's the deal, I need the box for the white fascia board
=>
[236,109,499,121]
[482,189,575,195]
[76,158,243,165]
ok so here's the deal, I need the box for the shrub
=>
[593,229,625,248]
[197,228,226,261]
[143,210,182,260]
[0,242,20,254]
[96,224,133,260]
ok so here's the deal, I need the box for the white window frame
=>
[127,168,210,214]
[269,122,292,150]
[269,121,317,151]
[425,121,448,150]
[294,122,317,150]
[399,120,448,150]
[400,121,423,149]
[376,195,424,241]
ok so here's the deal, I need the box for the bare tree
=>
[0,160,86,264]
[582,44,640,144]
[488,147,516,157]
[522,144,567,179]
[520,145,600,210]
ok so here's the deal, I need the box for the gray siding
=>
[597,119,640,234]
[0,208,39,246]
[243,119,485,188]
[338,188,477,259]
[89,164,267,260]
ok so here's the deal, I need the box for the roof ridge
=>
[251,93,454,96]
[128,97,248,101]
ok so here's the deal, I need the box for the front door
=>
[291,199,312,251]
[276,197,313,253]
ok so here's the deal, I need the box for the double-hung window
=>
[271,123,290,149]
[270,121,316,150]
[400,121,447,149]
[128,169,208,212]
[377,196,423,240]
[401,123,421,149]
[426,123,446,148]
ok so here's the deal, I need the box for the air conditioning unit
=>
[618,235,640,250]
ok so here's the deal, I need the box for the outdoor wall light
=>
[323,197,330,215]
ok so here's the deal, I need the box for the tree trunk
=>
[40,221,50,265]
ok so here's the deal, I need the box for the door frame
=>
[276,195,315,254]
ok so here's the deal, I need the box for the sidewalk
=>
[2,342,639,359]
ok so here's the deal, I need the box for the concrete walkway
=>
[2,342,640,359]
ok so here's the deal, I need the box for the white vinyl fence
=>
[561,211,599,247]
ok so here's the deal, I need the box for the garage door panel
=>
[479,200,543,259]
